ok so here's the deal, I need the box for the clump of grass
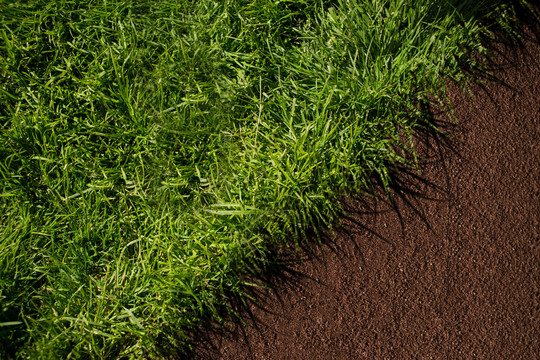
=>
[0,0,527,358]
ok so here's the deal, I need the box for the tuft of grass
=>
[0,0,528,358]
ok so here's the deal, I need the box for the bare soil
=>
[190,20,540,360]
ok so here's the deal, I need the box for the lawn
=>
[0,0,528,358]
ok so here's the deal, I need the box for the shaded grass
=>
[0,0,531,358]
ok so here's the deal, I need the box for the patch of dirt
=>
[190,19,540,360]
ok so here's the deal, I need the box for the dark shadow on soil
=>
[184,110,463,360]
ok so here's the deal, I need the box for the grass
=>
[0,0,530,358]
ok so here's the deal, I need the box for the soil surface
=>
[190,20,540,360]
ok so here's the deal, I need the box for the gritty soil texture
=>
[189,21,540,360]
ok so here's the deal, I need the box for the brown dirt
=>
[190,21,540,360]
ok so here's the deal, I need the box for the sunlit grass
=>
[0,0,528,358]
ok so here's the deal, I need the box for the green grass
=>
[0,0,529,358]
